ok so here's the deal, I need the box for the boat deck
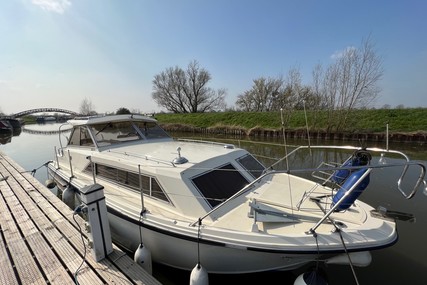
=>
[0,152,162,285]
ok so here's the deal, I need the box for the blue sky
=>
[1,0,426,115]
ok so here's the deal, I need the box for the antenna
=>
[280,108,289,170]
[303,100,312,155]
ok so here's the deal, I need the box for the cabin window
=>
[89,121,142,146]
[139,175,150,195]
[68,126,94,147]
[236,154,265,179]
[134,121,170,139]
[151,179,168,201]
[84,163,170,203]
[191,163,249,208]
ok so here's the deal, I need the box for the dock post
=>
[78,183,113,261]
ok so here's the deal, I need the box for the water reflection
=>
[0,128,22,144]
[0,132,12,145]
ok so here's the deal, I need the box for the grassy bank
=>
[155,108,427,135]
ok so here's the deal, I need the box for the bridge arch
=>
[10,108,81,118]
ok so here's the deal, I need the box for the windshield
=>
[89,121,142,147]
[133,121,170,139]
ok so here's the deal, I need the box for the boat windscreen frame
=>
[67,125,95,147]
[88,121,143,147]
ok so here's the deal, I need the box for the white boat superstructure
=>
[47,114,427,275]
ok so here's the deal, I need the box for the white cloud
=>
[32,0,71,14]
[331,46,356,59]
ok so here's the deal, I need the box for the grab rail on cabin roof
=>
[106,149,177,167]
[106,139,235,167]
[177,138,235,149]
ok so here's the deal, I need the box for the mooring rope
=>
[311,199,360,285]
[196,218,202,268]
[337,228,360,285]
[21,160,52,176]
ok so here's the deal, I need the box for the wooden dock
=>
[0,152,162,285]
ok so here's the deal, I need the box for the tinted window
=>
[84,163,169,203]
[236,154,265,178]
[134,121,170,139]
[192,163,249,208]
[90,121,141,146]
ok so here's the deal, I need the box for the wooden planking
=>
[2,181,74,284]
[0,181,47,284]
[6,160,159,285]
[0,226,19,285]
[0,152,162,285]
[0,158,99,285]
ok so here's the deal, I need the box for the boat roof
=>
[67,114,157,126]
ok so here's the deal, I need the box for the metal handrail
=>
[191,149,427,228]
[177,138,235,149]
[269,145,426,200]
[58,123,71,150]
[106,149,177,167]
[396,160,426,199]
[307,167,372,233]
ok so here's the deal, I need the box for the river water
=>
[1,122,427,285]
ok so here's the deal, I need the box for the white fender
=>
[45,178,56,189]
[190,263,209,285]
[294,270,328,285]
[134,243,152,275]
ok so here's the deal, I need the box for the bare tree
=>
[235,89,256,112]
[236,77,283,111]
[284,67,303,109]
[315,35,383,131]
[235,68,307,114]
[79,97,96,115]
[152,60,226,113]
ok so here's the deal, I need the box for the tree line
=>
[79,36,384,132]
[151,36,383,131]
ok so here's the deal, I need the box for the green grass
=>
[154,108,427,134]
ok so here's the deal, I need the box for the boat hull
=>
[48,166,397,274]
[107,208,321,273]
[106,204,395,274]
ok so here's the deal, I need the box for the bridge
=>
[8,108,81,118]
[22,126,72,135]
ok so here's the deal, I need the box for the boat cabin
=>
[66,115,172,149]
[59,114,267,218]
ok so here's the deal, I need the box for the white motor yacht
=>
[47,114,426,275]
